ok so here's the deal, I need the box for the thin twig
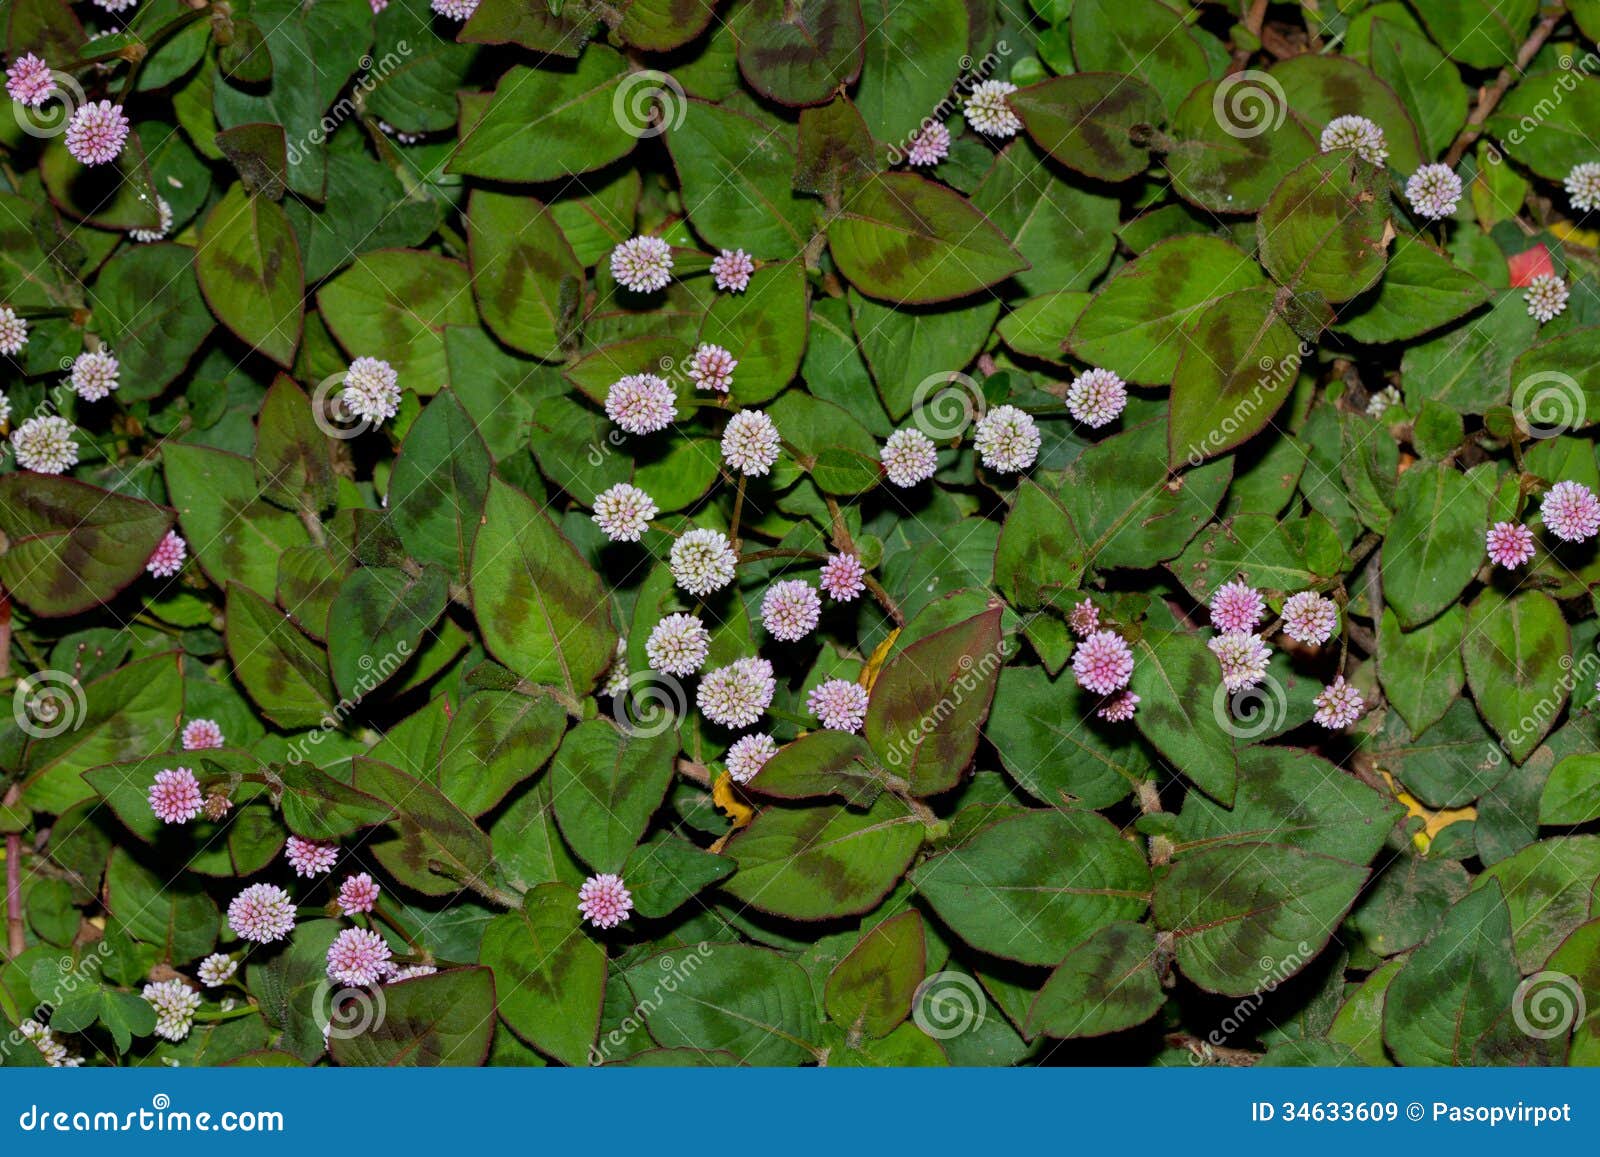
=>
[1444,6,1568,167]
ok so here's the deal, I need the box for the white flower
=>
[1565,162,1600,213]
[591,483,658,542]
[11,415,78,474]
[965,80,1021,138]
[973,404,1040,473]
[143,979,202,1042]
[1319,115,1387,165]
[721,410,781,476]
[725,733,778,783]
[610,236,673,292]
[1404,164,1461,220]
[646,613,711,675]
[197,954,237,987]
[670,529,738,596]
[697,657,776,728]
[70,349,119,401]
[881,428,938,487]
[1525,274,1569,324]
[0,306,27,355]
[340,357,401,425]
[605,373,676,435]
[130,196,173,243]
[1208,631,1272,692]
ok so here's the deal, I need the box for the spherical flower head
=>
[670,528,738,596]
[610,235,673,293]
[1312,675,1364,730]
[906,122,950,166]
[1280,591,1338,645]
[66,100,129,166]
[808,678,870,732]
[1319,115,1387,165]
[688,343,737,393]
[1072,630,1134,695]
[578,873,633,929]
[592,482,658,542]
[1209,581,1265,633]
[327,927,393,987]
[1541,480,1600,543]
[0,306,24,355]
[711,248,754,293]
[606,373,676,435]
[965,79,1021,138]
[761,579,821,642]
[1366,385,1401,418]
[881,427,938,487]
[1068,599,1099,638]
[725,733,778,784]
[1566,161,1600,214]
[144,529,187,578]
[12,415,77,474]
[1485,521,1536,568]
[130,196,173,243]
[69,350,118,403]
[197,953,237,988]
[387,964,438,983]
[338,873,381,916]
[340,356,400,425]
[1525,274,1569,323]
[1405,163,1461,220]
[430,0,481,20]
[1096,690,1139,723]
[0,391,9,427]
[148,767,203,824]
[181,717,224,750]
[698,657,776,728]
[1208,631,1272,692]
[5,54,56,108]
[646,613,711,675]
[142,979,201,1042]
[285,836,339,878]
[202,792,232,822]
[94,0,138,11]
[227,883,296,943]
[973,404,1040,474]
[722,409,781,476]
[820,553,865,602]
[1066,368,1127,429]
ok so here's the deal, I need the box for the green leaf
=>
[386,391,492,582]
[1170,511,1345,602]
[195,183,304,368]
[276,764,396,841]
[105,848,219,965]
[1472,836,1600,970]
[620,834,734,919]
[353,758,495,899]
[317,251,477,390]
[988,664,1147,810]
[702,261,808,404]
[912,810,1151,966]
[480,886,605,1066]
[1154,843,1367,996]
[0,474,172,618]
[970,140,1118,296]
[1409,0,1536,69]
[1164,78,1317,215]
[854,0,968,145]
[467,191,582,361]
[1540,753,1600,825]
[827,173,1027,305]
[551,718,678,875]
[1383,885,1519,1065]
[225,583,335,730]
[724,795,925,921]
[617,0,719,50]
[1025,921,1164,1040]
[255,376,336,514]
[824,910,925,1039]
[666,99,813,259]
[1464,589,1570,764]
[1130,631,1238,806]
[1382,463,1486,629]
[733,0,864,107]
[850,291,997,419]
[1273,54,1424,174]
[1069,0,1208,114]
[1010,72,1164,183]
[747,730,886,805]
[471,478,616,700]
[164,443,309,600]
[1256,152,1389,304]
[1367,18,1470,159]
[438,691,566,818]
[1335,234,1491,344]
[330,968,496,1067]
[326,565,448,701]
[1378,605,1467,735]
[459,0,593,54]
[624,944,818,1065]
[92,244,215,401]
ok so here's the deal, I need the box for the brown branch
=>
[1444,6,1568,167]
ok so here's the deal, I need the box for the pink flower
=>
[1072,630,1134,695]
[146,530,187,578]
[820,553,865,602]
[1068,600,1099,638]
[148,767,203,824]
[65,100,129,166]
[646,613,710,675]
[1280,591,1338,646]
[181,718,224,750]
[227,883,296,943]
[326,927,392,986]
[203,793,231,821]
[0,305,26,355]
[610,235,673,292]
[1541,480,1600,543]
[1066,368,1127,429]
[669,528,737,596]
[906,122,950,166]
[370,0,389,11]
[430,0,481,20]
[1096,691,1139,722]
[973,404,1040,473]
[1208,631,1271,692]
[1405,163,1461,220]
[698,657,776,728]
[591,482,658,542]
[1485,521,1536,568]
[69,350,119,401]
[1313,676,1364,729]
[197,954,237,987]
[1209,581,1264,633]
[605,373,676,435]
[285,836,338,878]
[143,979,201,1042]
[881,428,938,487]
[808,678,869,732]
[578,874,633,929]
[688,343,737,393]
[725,733,777,783]
[761,579,820,642]
[12,415,77,474]
[721,409,781,476]
[338,873,381,915]
[5,54,56,108]
[710,248,754,293]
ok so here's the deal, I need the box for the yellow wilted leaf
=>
[709,771,754,854]
[860,628,900,692]
[1379,770,1476,852]
[1551,220,1600,250]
